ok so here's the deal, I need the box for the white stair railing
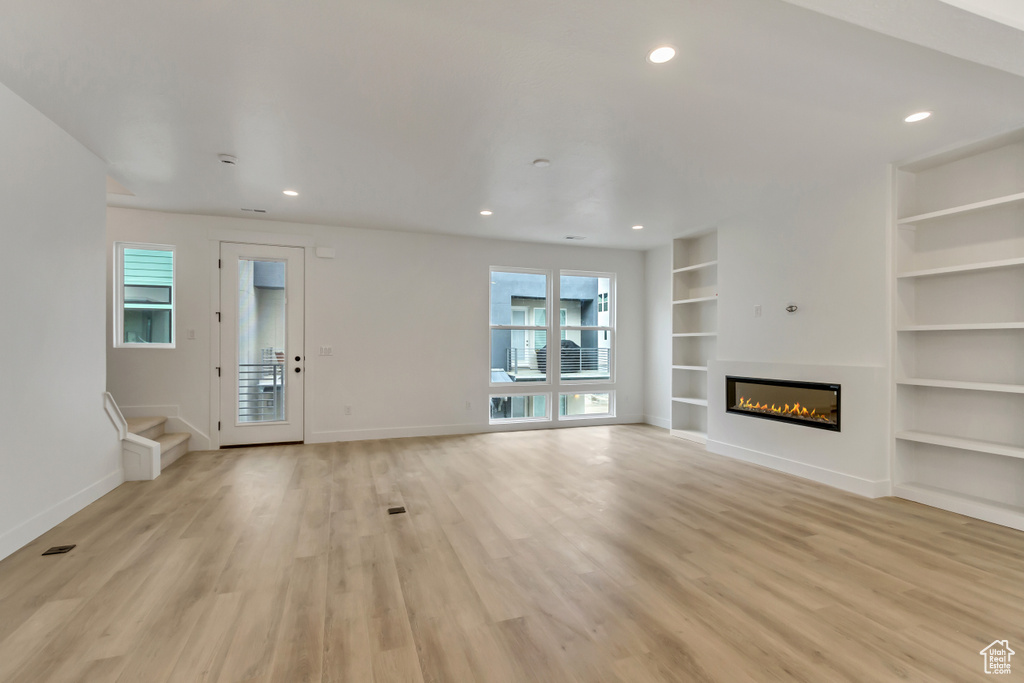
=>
[105,392,160,481]
[104,391,128,439]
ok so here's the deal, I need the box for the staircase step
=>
[157,432,190,470]
[126,416,167,440]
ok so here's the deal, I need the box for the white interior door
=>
[219,243,304,445]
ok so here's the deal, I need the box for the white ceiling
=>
[2,0,1024,249]
[937,0,1024,32]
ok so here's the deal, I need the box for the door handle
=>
[294,367,301,373]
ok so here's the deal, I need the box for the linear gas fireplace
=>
[726,376,840,432]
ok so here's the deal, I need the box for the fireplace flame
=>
[738,396,828,422]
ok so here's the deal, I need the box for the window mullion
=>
[550,270,560,404]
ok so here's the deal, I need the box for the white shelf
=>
[896,431,1024,460]
[897,322,1024,332]
[897,256,1024,279]
[672,260,718,274]
[670,428,707,444]
[896,191,1024,225]
[897,378,1024,394]
[893,131,1024,532]
[672,397,708,407]
[672,295,718,305]
[893,483,1024,532]
[671,233,717,448]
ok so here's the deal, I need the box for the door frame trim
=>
[208,231,313,449]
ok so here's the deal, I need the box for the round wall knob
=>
[294,367,301,373]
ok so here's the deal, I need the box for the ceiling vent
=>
[241,208,267,213]
[564,235,587,240]
[218,154,238,165]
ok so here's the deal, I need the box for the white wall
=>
[106,209,645,445]
[644,245,671,428]
[717,169,889,367]
[710,168,891,494]
[0,83,119,561]
[646,168,892,495]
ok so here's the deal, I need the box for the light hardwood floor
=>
[1,424,1022,682]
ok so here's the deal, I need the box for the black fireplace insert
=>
[726,376,840,432]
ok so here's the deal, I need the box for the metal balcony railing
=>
[504,347,610,378]
[238,362,284,422]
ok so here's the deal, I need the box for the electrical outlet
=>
[187,329,196,340]
[344,405,352,416]
[754,304,762,318]
[465,401,472,411]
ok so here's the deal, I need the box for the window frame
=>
[114,241,176,349]
[558,270,615,386]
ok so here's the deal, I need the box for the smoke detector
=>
[218,154,238,165]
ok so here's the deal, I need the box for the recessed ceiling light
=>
[647,46,676,64]
[904,111,932,123]
[480,210,493,216]
[283,190,299,196]
[532,159,551,167]
[632,225,644,230]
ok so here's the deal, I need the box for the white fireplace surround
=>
[707,360,890,498]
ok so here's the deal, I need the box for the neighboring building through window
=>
[489,394,549,422]
[559,272,613,382]
[115,243,175,348]
[490,269,549,384]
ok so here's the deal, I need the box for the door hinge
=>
[218,258,221,268]
[216,312,221,322]
[216,366,221,377]
[218,421,221,431]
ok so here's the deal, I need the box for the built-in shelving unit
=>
[670,231,717,444]
[892,128,1024,531]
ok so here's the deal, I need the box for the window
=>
[560,392,613,418]
[489,394,550,422]
[115,243,175,348]
[559,272,613,382]
[489,267,616,424]
[490,269,549,384]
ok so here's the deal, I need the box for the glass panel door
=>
[237,259,287,423]
[220,243,304,446]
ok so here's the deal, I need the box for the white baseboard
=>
[309,415,645,444]
[0,468,123,562]
[706,439,891,499]
[644,415,670,430]
[893,483,1024,532]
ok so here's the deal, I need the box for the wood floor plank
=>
[1,424,1022,682]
